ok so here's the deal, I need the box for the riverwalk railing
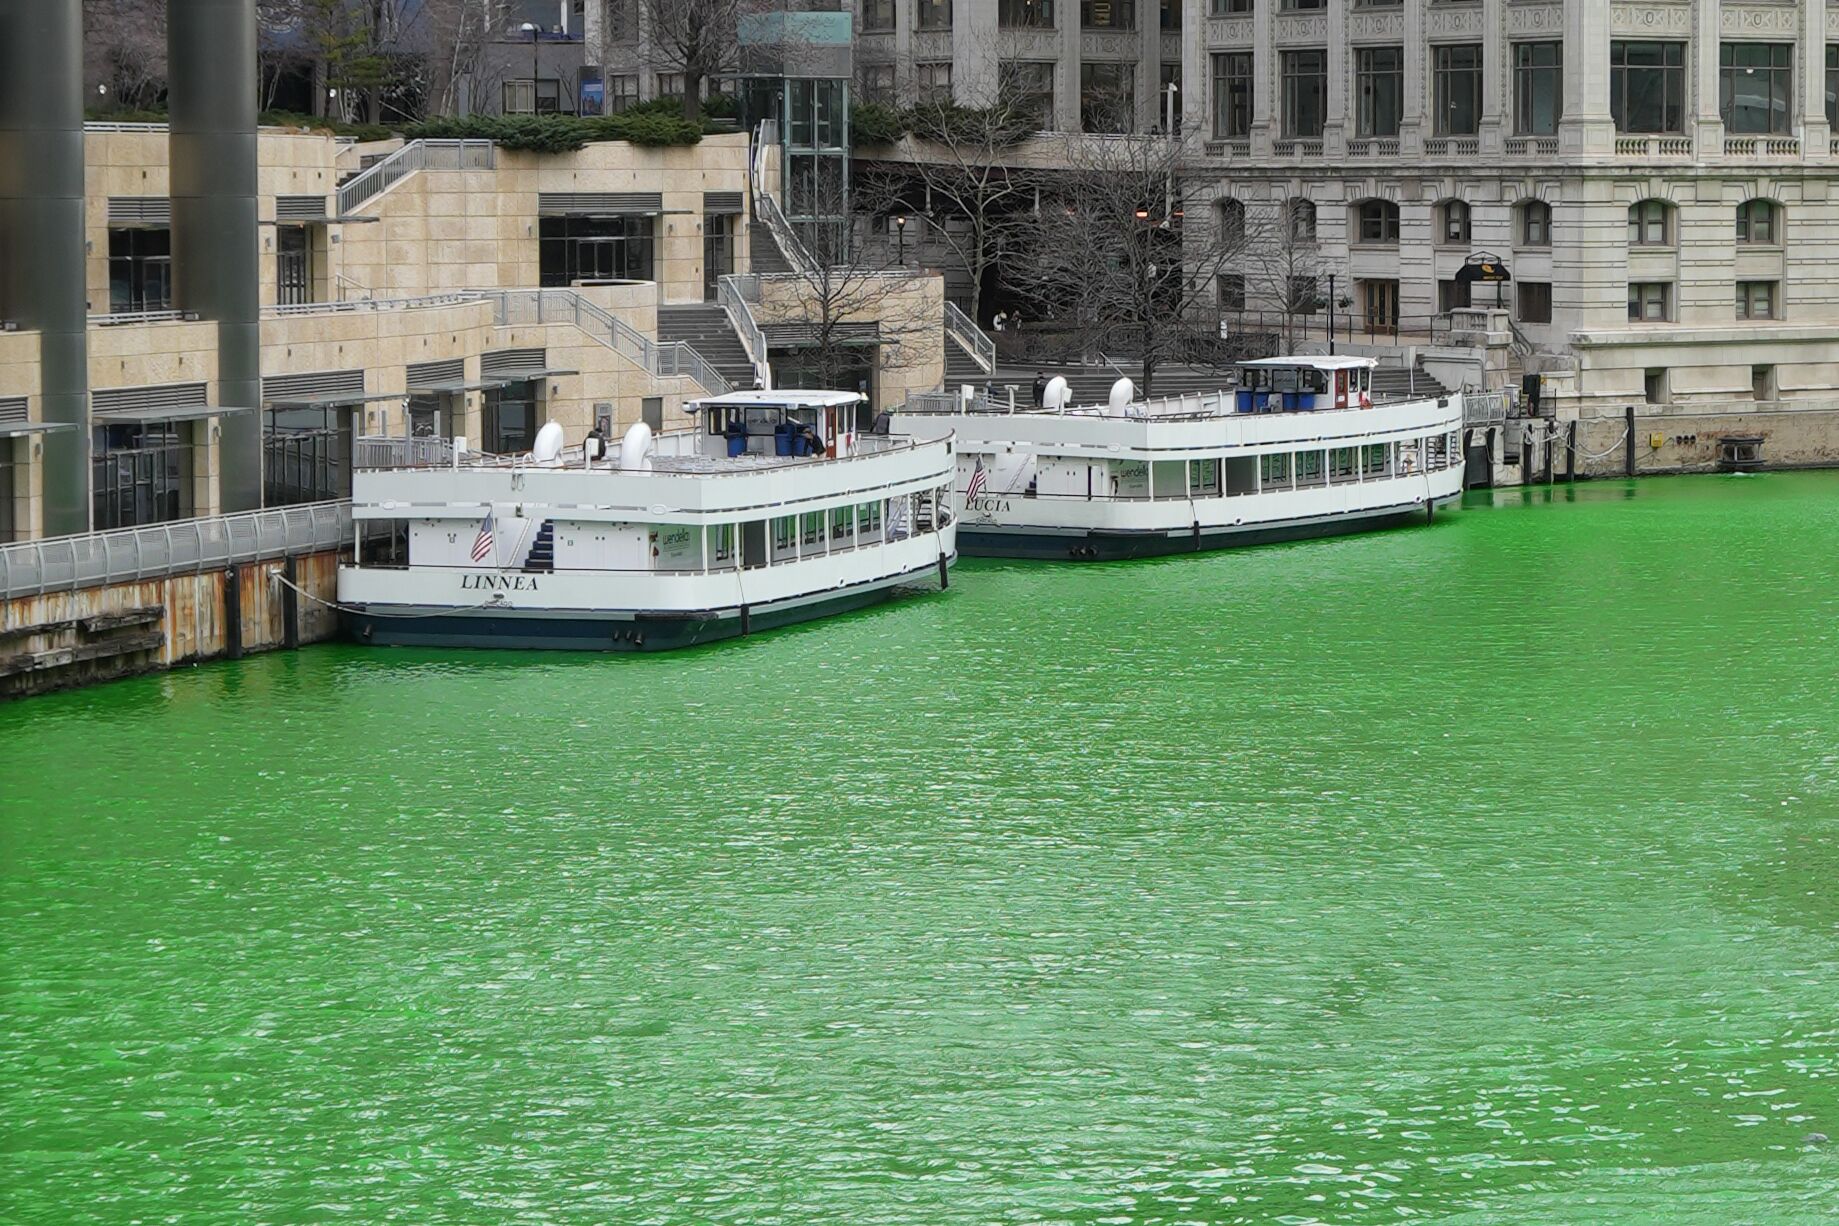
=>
[0,500,351,600]
[356,435,454,469]
[336,139,495,215]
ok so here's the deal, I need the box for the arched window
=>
[1286,198,1317,242]
[1352,198,1399,245]
[1518,199,1551,247]
[1628,199,1672,247]
[1437,199,1470,245]
[1215,198,1246,246]
[1736,199,1780,245]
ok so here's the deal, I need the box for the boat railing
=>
[356,434,456,469]
[431,430,937,477]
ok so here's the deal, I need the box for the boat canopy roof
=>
[684,389,865,415]
[1236,355,1378,372]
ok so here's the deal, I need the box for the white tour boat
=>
[892,356,1464,561]
[338,390,959,650]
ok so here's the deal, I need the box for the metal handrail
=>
[490,289,731,395]
[754,191,820,278]
[718,274,771,389]
[0,499,351,600]
[356,435,455,469]
[262,292,485,318]
[336,139,495,215]
[87,310,194,326]
[943,301,995,373]
[335,272,374,301]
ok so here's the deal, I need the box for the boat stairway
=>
[523,520,556,573]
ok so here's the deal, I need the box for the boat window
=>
[857,501,883,540]
[1330,447,1357,478]
[1363,443,1388,476]
[800,511,825,546]
[1260,452,1291,485]
[829,504,854,540]
[772,514,797,551]
[1189,458,1221,496]
[709,523,736,562]
[1268,367,1300,393]
[1296,450,1324,482]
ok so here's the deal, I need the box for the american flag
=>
[965,457,988,500]
[470,509,496,563]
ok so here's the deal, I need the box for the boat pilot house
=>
[1234,357,1375,413]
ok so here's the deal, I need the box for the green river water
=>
[3,472,1837,1224]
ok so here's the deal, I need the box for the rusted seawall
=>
[1,552,342,699]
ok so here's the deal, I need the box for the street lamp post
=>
[522,22,540,114]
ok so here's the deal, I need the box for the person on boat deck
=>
[1032,372,1047,406]
[796,423,824,456]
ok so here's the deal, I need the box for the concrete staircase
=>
[749,223,793,275]
[657,304,756,390]
[1372,361,1450,400]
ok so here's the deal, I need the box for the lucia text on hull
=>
[338,391,958,651]
[892,356,1464,561]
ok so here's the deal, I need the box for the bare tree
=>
[639,0,750,123]
[1242,198,1329,351]
[853,67,1040,327]
[1008,119,1261,398]
[84,0,167,112]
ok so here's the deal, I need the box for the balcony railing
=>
[1504,136,1559,158]
[88,310,194,326]
[1615,134,1693,158]
[262,292,483,319]
[1346,137,1400,158]
[1272,138,1324,158]
[1203,138,1250,159]
[1424,136,1480,158]
[1724,136,1799,158]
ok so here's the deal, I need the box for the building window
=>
[606,0,637,40]
[916,0,950,29]
[1644,368,1668,404]
[861,0,895,33]
[1736,199,1779,245]
[538,214,657,286]
[1736,280,1778,320]
[1215,198,1246,245]
[108,228,172,313]
[1000,0,1055,27]
[1520,199,1551,247]
[1438,278,1471,312]
[276,224,311,305]
[1438,199,1470,246]
[607,74,639,111]
[1289,276,1320,314]
[1628,199,1671,246]
[1828,45,1838,127]
[1212,52,1253,139]
[1160,0,1180,29]
[1627,281,1673,322]
[1282,0,1326,9]
[860,63,895,105]
[1210,0,1252,11]
[1433,44,1482,135]
[1517,281,1552,324]
[1081,61,1134,133]
[1752,365,1775,402]
[504,78,563,114]
[483,381,539,454]
[1356,46,1403,138]
[1082,0,1134,29]
[1720,43,1793,135]
[1281,49,1327,139]
[1287,198,1316,242]
[1513,42,1563,135]
[1612,42,1686,133]
[1353,199,1398,245]
[656,72,685,99]
[999,61,1055,128]
[1217,273,1245,311]
[916,61,952,101]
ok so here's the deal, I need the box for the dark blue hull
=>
[343,559,950,652]
[958,498,1454,561]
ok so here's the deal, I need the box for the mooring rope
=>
[272,571,511,620]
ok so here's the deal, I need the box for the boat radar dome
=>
[1043,375,1071,412]
[1108,377,1135,411]
[531,420,566,464]
[620,421,654,472]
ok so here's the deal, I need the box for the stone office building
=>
[847,0,1839,417]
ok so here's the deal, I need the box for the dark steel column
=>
[168,0,261,511]
[0,0,91,535]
